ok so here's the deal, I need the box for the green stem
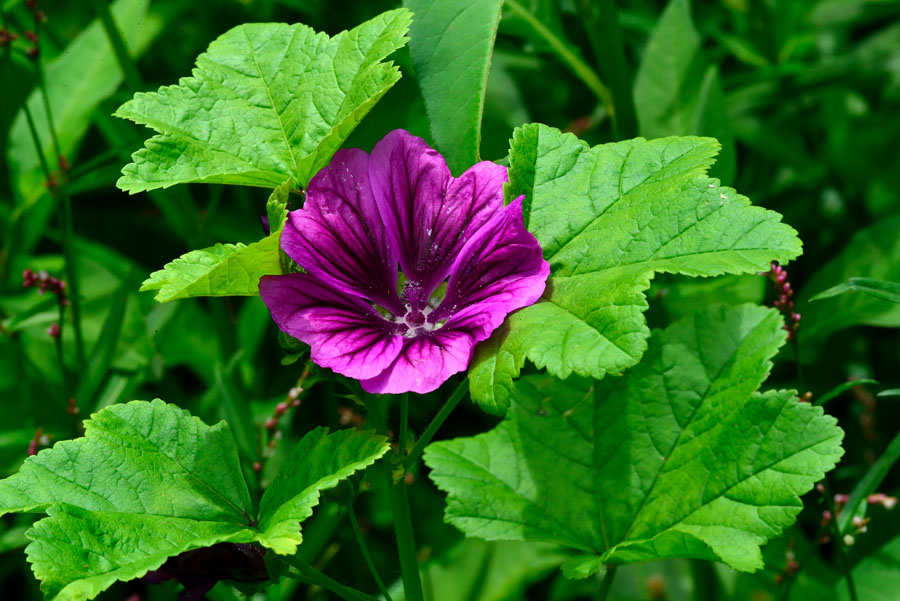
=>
[349,506,394,601]
[405,378,468,468]
[33,51,87,371]
[577,0,638,139]
[824,479,859,601]
[596,564,618,601]
[90,0,143,90]
[285,555,380,601]
[504,0,614,113]
[689,559,721,601]
[399,392,409,457]
[365,395,426,601]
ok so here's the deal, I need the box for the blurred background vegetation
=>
[1,0,899,599]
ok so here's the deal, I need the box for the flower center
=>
[404,309,426,327]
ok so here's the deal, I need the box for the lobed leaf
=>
[115,9,411,192]
[140,181,291,302]
[471,123,801,412]
[0,401,388,601]
[428,304,844,574]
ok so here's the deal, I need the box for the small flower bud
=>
[834,493,850,505]
[843,534,855,547]
[24,30,38,43]
[47,323,60,339]
[252,461,263,473]
[816,483,826,493]
[265,417,278,430]
[275,402,288,415]
[66,398,79,415]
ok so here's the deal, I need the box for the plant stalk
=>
[349,505,394,601]
[365,395,426,601]
[596,564,618,601]
[29,30,87,371]
[504,0,614,114]
[285,555,380,601]
[405,378,468,468]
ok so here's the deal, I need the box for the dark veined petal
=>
[280,149,405,315]
[369,130,505,308]
[430,197,549,325]
[259,273,404,380]
[359,325,481,394]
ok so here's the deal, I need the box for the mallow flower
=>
[259,130,549,394]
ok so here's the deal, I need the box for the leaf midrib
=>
[240,25,299,179]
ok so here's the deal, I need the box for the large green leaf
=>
[115,9,411,193]
[140,181,290,302]
[799,216,900,349]
[633,0,735,182]
[404,0,504,174]
[7,0,161,206]
[0,401,388,601]
[427,305,843,574]
[469,124,801,413]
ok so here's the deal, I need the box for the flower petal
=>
[369,130,506,307]
[359,328,476,394]
[259,273,403,380]
[430,196,550,324]
[280,148,404,315]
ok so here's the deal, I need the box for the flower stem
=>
[405,378,468,468]
[399,392,409,456]
[285,555,380,601]
[365,395,426,601]
[596,564,618,601]
[504,0,614,115]
[349,505,394,601]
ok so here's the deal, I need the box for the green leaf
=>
[814,378,879,407]
[115,9,411,193]
[0,400,256,601]
[257,427,389,554]
[427,305,843,573]
[0,401,389,601]
[633,0,735,182]
[404,0,504,174]
[140,181,290,302]
[8,0,161,206]
[798,215,900,348]
[810,277,900,303]
[470,124,801,413]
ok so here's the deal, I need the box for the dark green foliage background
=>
[0,0,899,599]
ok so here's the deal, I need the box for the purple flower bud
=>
[46,323,60,338]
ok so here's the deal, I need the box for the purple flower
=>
[259,130,549,394]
